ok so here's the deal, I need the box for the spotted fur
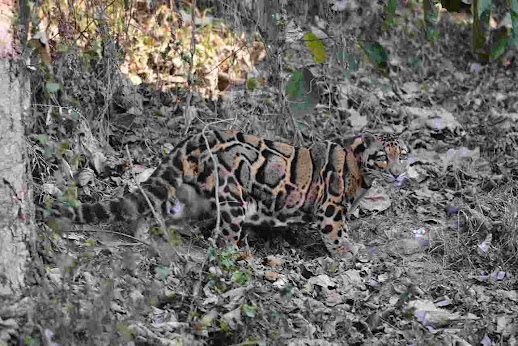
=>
[59,130,410,257]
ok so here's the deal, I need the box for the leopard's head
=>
[353,133,410,188]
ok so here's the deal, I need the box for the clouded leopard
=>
[56,130,410,257]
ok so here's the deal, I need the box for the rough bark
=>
[0,0,32,298]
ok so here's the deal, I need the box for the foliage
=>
[304,32,327,64]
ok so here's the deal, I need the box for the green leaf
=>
[363,43,388,67]
[246,78,259,91]
[45,219,59,233]
[70,155,84,170]
[285,71,305,98]
[304,32,327,63]
[243,304,256,318]
[155,265,169,279]
[58,142,68,156]
[45,83,60,93]
[69,109,79,118]
[284,284,292,299]
[286,69,319,114]
[220,256,234,268]
[23,337,40,345]
[388,0,396,15]
[90,38,103,58]
[491,38,507,59]
[207,246,215,261]
[117,323,136,339]
[400,291,409,300]
[232,271,247,285]
[511,8,518,47]
[220,317,228,331]
[168,228,182,247]
[478,0,492,18]
[44,194,53,208]
[408,57,421,66]
[348,55,358,71]
[148,226,162,235]
[336,51,347,62]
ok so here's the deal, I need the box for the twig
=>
[71,227,152,247]
[287,107,304,146]
[124,145,181,258]
[200,119,234,246]
[189,120,234,313]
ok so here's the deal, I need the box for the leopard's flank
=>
[58,130,410,257]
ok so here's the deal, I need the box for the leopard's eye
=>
[375,152,387,162]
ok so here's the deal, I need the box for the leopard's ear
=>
[359,133,377,147]
[354,133,380,156]
[343,133,375,151]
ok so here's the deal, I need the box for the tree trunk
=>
[0,0,32,298]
